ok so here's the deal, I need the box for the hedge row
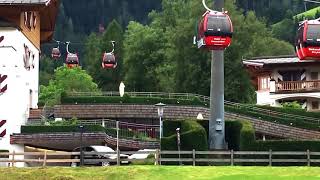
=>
[164,120,248,151]
[61,94,320,131]
[61,95,204,106]
[226,105,320,131]
[21,125,154,141]
[238,120,320,151]
[21,125,106,133]
[257,105,320,119]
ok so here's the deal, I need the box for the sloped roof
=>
[0,0,50,5]
[243,55,318,67]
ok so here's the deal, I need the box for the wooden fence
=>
[1,150,320,167]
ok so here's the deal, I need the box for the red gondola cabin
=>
[196,11,233,50]
[296,19,320,60]
[66,53,79,68]
[102,52,117,69]
[51,47,61,59]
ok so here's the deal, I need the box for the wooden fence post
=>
[155,149,159,165]
[269,149,272,166]
[11,151,15,167]
[307,149,310,167]
[231,150,234,166]
[43,151,47,167]
[159,149,162,165]
[192,149,195,166]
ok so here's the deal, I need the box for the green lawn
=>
[1,166,320,180]
[295,6,320,19]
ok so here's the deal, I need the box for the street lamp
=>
[155,103,166,139]
[176,128,182,165]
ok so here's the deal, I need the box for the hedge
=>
[257,105,320,119]
[161,120,208,151]
[161,120,208,165]
[194,120,242,151]
[163,121,181,137]
[21,125,154,140]
[61,96,204,107]
[226,105,320,131]
[164,120,243,151]
[21,125,106,133]
[61,94,320,131]
[238,120,320,152]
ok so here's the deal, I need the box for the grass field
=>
[295,6,320,19]
[1,166,320,180]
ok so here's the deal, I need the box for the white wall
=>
[0,28,40,167]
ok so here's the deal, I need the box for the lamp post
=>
[176,128,181,165]
[155,103,166,139]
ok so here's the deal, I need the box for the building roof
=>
[0,0,59,43]
[0,0,50,5]
[243,55,318,67]
[0,18,19,29]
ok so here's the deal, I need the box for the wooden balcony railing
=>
[276,80,320,92]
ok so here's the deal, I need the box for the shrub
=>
[239,120,256,150]
[163,121,181,137]
[161,120,208,151]
[225,121,242,151]
[281,101,302,109]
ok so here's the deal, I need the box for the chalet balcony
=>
[275,80,320,93]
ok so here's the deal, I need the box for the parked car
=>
[128,149,156,160]
[71,145,129,167]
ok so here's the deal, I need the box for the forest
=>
[40,0,320,104]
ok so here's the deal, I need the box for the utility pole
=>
[209,0,226,150]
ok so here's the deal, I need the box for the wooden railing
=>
[276,80,320,92]
[1,150,320,167]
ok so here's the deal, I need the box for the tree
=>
[39,66,100,106]
[84,20,124,91]
[123,21,165,92]
[121,0,296,103]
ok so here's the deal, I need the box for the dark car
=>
[71,145,129,167]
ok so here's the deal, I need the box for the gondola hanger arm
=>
[202,0,222,13]
[66,41,71,54]
[110,41,115,54]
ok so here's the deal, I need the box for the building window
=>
[311,72,318,80]
[312,101,319,110]
[259,76,270,90]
